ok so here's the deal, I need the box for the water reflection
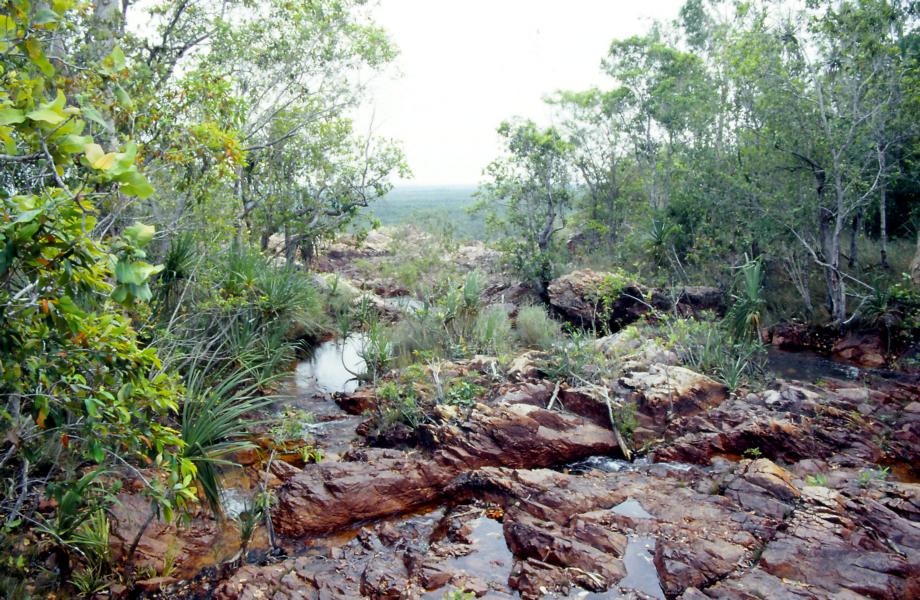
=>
[294,333,366,395]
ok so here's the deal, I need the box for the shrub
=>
[726,257,766,341]
[473,305,512,354]
[662,317,767,391]
[515,305,562,349]
[540,328,609,385]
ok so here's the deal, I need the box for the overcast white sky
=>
[361,0,685,186]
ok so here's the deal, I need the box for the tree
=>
[549,88,638,253]
[475,120,573,290]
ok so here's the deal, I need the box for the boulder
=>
[620,364,728,445]
[507,350,545,381]
[676,285,724,315]
[547,269,660,329]
[547,272,723,330]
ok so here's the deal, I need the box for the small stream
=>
[766,346,915,383]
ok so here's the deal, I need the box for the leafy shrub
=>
[725,257,766,341]
[445,379,487,408]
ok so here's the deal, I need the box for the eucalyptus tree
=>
[548,87,638,253]
[475,120,574,290]
[244,116,408,260]
[721,0,913,323]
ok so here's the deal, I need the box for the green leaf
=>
[118,170,154,199]
[57,296,86,317]
[24,39,55,77]
[113,84,133,109]
[84,397,98,418]
[58,134,93,154]
[101,47,126,74]
[16,222,40,241]
[123,222,156,247]
[13,209,42,224]
[26,108,65,125]
[110,141,138,175]
[81,104,112,132]
[115,260,163,285]
[33,8,61,25]
[111,284,129,304]
[0,107,25,126]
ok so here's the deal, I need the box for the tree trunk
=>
[911,230,920,287]
[828,173,847,325]
[848,209,861,268]
[879,164,889,268]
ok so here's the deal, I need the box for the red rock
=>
[272,403,617,537]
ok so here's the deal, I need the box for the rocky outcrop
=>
[546,270,723,330]
[654,379,920,473]
[217,452,920,600]
[272,402,617,537]
[547,269,664,328]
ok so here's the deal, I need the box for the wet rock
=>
[833,332,887,368]
[654,379,920,472]
[273,403,617,537]
[272,451,449,537]
[134,576,179,592]
[361,558,410,599]
[109,492,238,579]
[269,459,302,483]
[723,459,799,520]
[753,485,920,599]
[216,509,444,600]
[335,387,377,415]
[450,464,773,598]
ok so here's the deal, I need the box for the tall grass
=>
[515,305,562,350]
[473,305,512,355]
[181,367,273,515]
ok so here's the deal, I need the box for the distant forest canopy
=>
[362,185,487,240]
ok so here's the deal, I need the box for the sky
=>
[360,0,685,186]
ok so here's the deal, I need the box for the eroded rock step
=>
[215,456,919,599]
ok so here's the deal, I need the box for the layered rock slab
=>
[272,402,617,538]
